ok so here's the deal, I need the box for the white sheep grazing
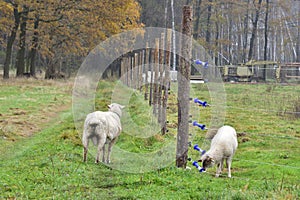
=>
[82,103,125,164]
[199,125,238,178]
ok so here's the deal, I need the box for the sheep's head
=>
[198,155,215,170]
[108,103,125,117]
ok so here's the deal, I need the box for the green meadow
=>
[0,79,299,199]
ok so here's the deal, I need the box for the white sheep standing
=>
[199,125,238,178]
[82,103,125,164]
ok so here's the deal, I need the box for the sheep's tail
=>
[90,119,107,146]
[88,118,101,127]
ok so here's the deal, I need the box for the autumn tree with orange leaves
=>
[0,0,141,79]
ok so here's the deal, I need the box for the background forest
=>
[0,0,299,79]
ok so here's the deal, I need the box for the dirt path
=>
[0,78,73,141]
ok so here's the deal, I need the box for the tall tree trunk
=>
[164,0,169,29]
[176,6,193,169]
[171,0,176,70]
[297,24,300,62]
[263,0,269,81]
[29,14,40,77]
[227,5,233,64]
[242,0,250,63]
[214,8,219,67]
[296,1,300,62]
[3,5,20,79]
[272,6,277,61]
[280,20,284,61]
[45,58,57,79]
[238,16,243,63]
[248,0,263,61]
[15,5,29,77]
[193,0,202,40]
[205,0,212,46]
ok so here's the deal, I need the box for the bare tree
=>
[28,14,40,77]
[3,3,20,79]
[263,0,270,80]
[205,0,212,46]
[248,0,263,61]
[193,0,202,40]
[242,0,250,63]
[15,5,29,77]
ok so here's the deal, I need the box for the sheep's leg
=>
[107,138,118,164]
[102,144,106,163]
[216,158,224,177]
[96,138,106,164]
[226,158,232,178]
[82,135,89,162]
[220,158,224,174]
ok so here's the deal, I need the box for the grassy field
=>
[0,79,299,199]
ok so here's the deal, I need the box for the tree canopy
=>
[0,0,142,78]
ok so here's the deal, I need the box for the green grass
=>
[0,80,299,199]
[0,78,72,144]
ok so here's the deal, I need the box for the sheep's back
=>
[89,111,122,139]
[210,126,238,157]
[106,114,122,139]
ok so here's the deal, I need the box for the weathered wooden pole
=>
[176,5,193,168]
[161,29,172,135]
[153,38,160,116]
[139,50,144,92]
[149,49,154,106]
[120,57,125,84]
[136,52,141,90]
[125,56,130,86]
[128,56,133,88]
[144,42,150,100]
[126,56,130,86]
[123,56,128,86]
[158,33,165,124]
[134,53,139,89]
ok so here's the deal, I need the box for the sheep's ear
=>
[207,156,214,163]
[120,105,125,109]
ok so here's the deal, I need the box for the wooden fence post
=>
[139,50,144,92]
[153,38,160,116]
[144,43,150,100]
[134,53,139,89]
[176,5,193,168]
[129,55,132,88]
[158,33,165,124]
[120,57,125,84]
[161,29,172,135]
[123,56,128,86]
[149,49,154,106]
